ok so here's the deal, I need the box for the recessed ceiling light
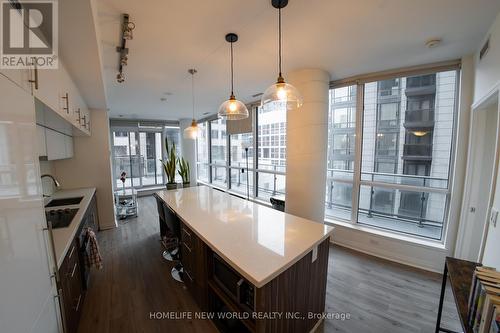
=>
[425,38,442,48]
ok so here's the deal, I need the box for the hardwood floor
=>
[78,196,461,333]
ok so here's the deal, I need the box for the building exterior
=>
[327,71,457,239]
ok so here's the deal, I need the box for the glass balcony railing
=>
[403,144,433,158]
[325,168,449,240]
[404,109,434,127]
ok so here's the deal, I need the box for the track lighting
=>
[122,21,135,40]
[116,14,135,83]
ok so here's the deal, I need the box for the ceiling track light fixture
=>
[116,14,135,83]
[261,0,303,111]
[218,33,249,120]
[184,69,201,139]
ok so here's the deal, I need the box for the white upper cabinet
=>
[35,67,61,115]
[32,60,91,136]
[0,68,34,93]
[35,99,74,160]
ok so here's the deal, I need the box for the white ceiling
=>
[96,0,500,121]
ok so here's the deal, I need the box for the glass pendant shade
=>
[183,119,200,139]
[261,78,303,111]
[218,95,249,120]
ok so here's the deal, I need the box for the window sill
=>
[324,217,447,251]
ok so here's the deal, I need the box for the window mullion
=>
[208,121,212,183]
[253,106,259,198]
[226,127,230,190]
[351,83,364,223]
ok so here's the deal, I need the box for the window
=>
[196,122,209,182]
[229,132,253,196]
[195,102,286,203]
[210,118,227,187]
[326,69,459,241]
[111,126,178,189]
[257,102,286,200]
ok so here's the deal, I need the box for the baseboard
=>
[329,227,448,273]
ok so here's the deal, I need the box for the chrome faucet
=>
[41,174,60,189]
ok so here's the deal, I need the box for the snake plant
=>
[178,157,190,184]
[161,138,177,185]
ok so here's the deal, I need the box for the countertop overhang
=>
[156,186,334,288]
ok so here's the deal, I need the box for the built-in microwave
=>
[212,253,255,312]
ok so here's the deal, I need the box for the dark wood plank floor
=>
[78,196,461,333]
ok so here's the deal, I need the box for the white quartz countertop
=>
[45,187,96,268]
[156,186,334,288]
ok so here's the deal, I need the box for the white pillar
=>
[285,69,330,222]
[179,118,197,184]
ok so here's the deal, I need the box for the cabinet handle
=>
[184,269,193,282]
[73,294,82,312]
[67,245,75,260]
[54,288,68,333]
[75,108,81,124]
[28,62,38,90]
[182,242,192,253]
[62,93,69,114]
[82,115,86,128]
[68,262,77,278]
[182,227,191,237]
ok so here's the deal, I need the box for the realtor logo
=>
[1,1,58,69]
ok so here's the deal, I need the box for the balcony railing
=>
[325,168,449,235]
[403,144,433,159]
[378,87,401,99]
[404,109,434,128]
[199,161,286,200]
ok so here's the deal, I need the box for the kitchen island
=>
[155,186,334,333]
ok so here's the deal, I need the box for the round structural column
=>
[285,69,330,222]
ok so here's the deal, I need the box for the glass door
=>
[112,130,164,189]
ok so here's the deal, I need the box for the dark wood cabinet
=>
[180,221,208,309]
[178,219,330,333]
[59,238,84,333]
[58,193,98,333]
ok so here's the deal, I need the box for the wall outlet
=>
[490,208,498,228]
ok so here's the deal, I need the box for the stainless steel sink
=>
[45,197,83,208]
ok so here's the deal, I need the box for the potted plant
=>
[178,157,190,187]
[161,138,177,190]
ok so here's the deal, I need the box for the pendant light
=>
[183,69,200,139]
[218,33,249,120]
[261,0,303,111]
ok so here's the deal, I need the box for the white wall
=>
[53,109,117,229]
[474,11,500,102]
[471,11,500,269]
[483,152,500,268]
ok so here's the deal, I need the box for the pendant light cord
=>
[278,7,282,78]
[191,71,195,119]
[230,40,234,96]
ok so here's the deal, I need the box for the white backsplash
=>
[39,160,57,196]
